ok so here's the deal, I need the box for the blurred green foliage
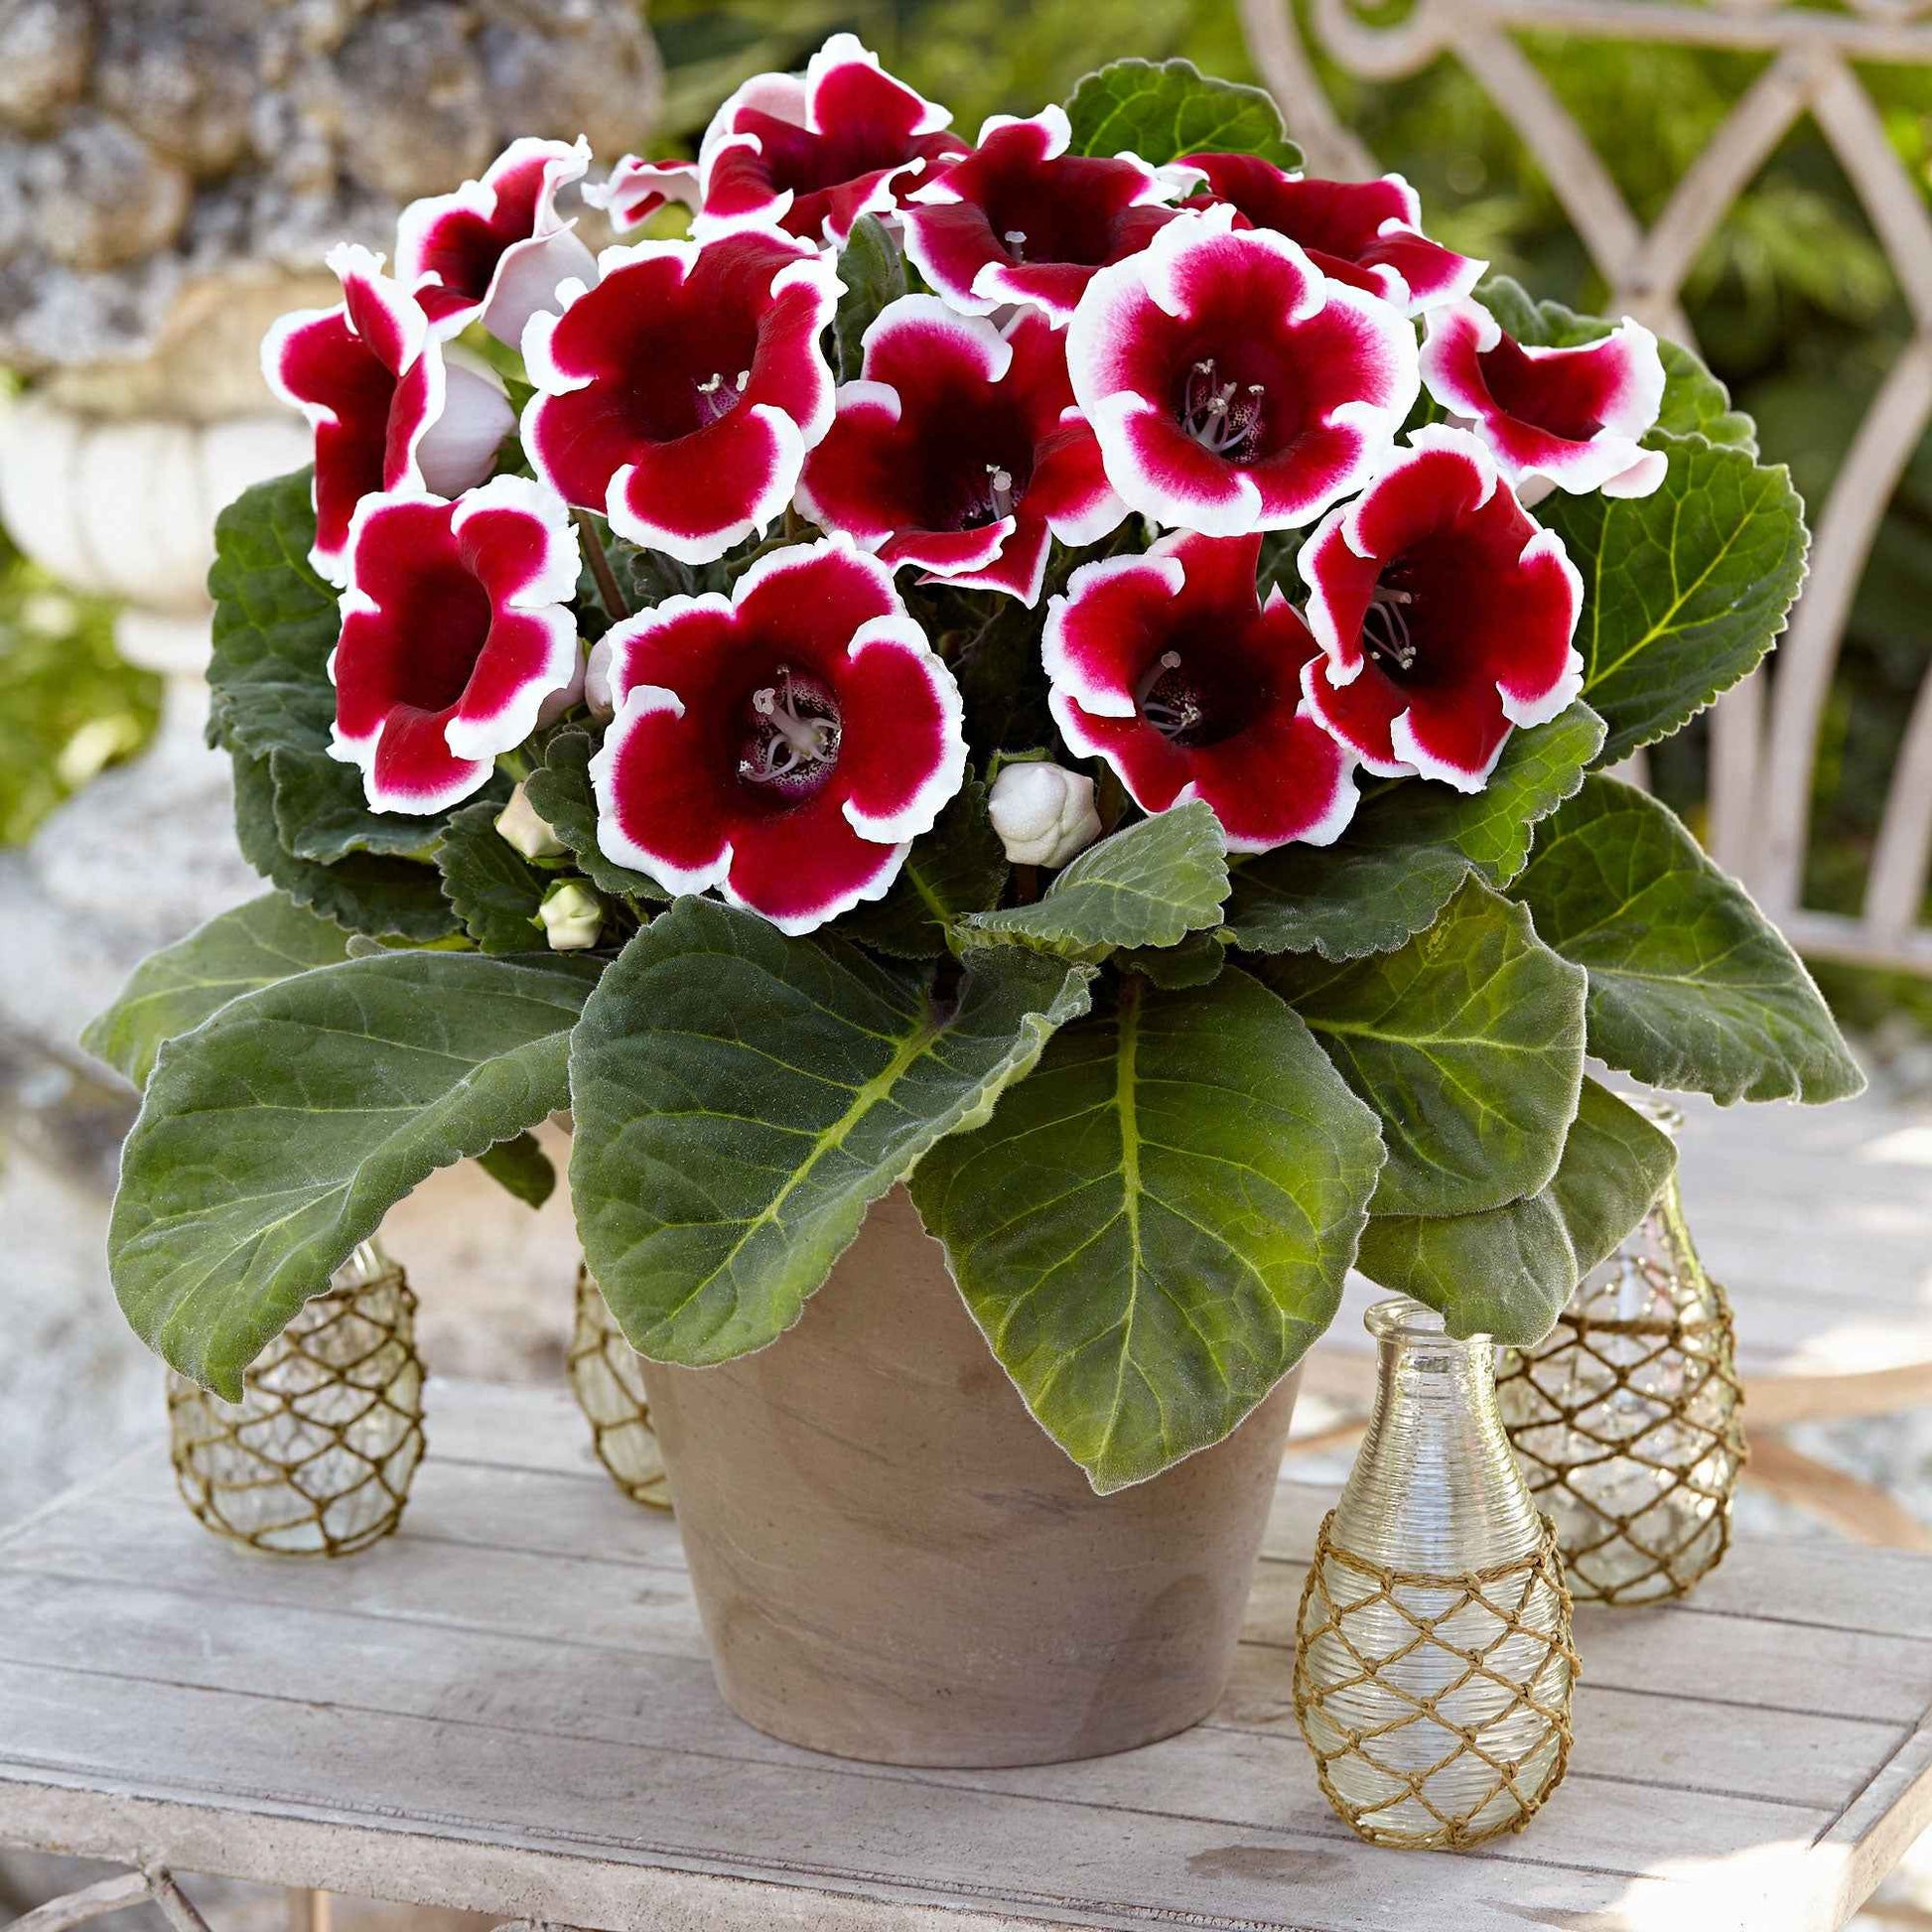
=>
[0,523,159,847]
[648,0,1932,929]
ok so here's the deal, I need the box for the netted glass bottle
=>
[567,1265,671,1509]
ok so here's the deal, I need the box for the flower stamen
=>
[1179,357,1265,461]
[694,367,750,429]
[739,665,842,790]
[1138,647,1205,742]
[1362,585,1419,675]
[1003,228,1028,260]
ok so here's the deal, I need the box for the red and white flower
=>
[262,244,513,585]
[589,537,966,933]
[521,228,840,566]
[1181,156,1482,316]
[1421,300,1668,498]
[796,295,1125,605]
[595,35,965,246]
[395,136,598,347]
[1300,427,1584,791]
[1066,206,1417,537]
[1043,529,1356,853]
[330,477,583,815]
[900,106,1181,328]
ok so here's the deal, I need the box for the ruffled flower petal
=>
[396,136,597,345]
[586,157,702,232]
[1066,206,1418,537]
[1299,425,1584,791]
[261,244,509,585]
[589,535,966,934]
[1421,299,1668,497]
[797,296,1125,605]
[901,106,1182,327]
[1181,156,1484,316]
[329,477,582,814]
[1042,528,1357,853]
[521,229,841,566]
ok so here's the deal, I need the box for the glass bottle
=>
[567,1265,671,1509]
[168,1241,425,1557]
[1497,1101,1744,1604]
[1295,1298,1576,1850]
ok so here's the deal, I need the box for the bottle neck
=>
[1332,1301,1543,1572]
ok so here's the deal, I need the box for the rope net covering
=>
[567,1266,671,1510]
[1294,1510,1579,1851]
[166,1246,425,1558]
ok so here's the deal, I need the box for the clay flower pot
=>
[639,1185,1300,1768]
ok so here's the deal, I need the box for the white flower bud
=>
[495,782,567,861]
[537,879,604,951]
[989,761,1102,869]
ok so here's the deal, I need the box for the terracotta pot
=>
[639,1185,1301,1768]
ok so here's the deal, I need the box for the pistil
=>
[739,666,841,788]
[1138,648,1204,741]
[695,367,753,429]
[1179,357,1265,461]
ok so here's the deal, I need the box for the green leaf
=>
[1511,776,1864,1104]
[232,750,460,943]
[569,897,1093,1364]
[1473,279,1755,454]
[269,744,456,863]
[842,777,1009,958]
[833,212,907,380]
[436,800,549,953]
[1117,928,1228,988]
[81,892,350,1090]
[1225,702,1604,959]
[1542,432,1807,763]
[965,801,1229,955]
[207,467,340,758]
[110,951,600,1397]
[1262,876,1587,1216]
[910,968,1382,1492]
[477,1130,557,1208]
[1355,1079,1677,1344]
[1064,57,1301,168]
[523,730,667,899]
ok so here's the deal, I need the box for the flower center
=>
[1362,578,1420,679]
[960,461,1021,530]
[1179,357,1266,462]
[694,366,752,429]
[1138,649,1208,745]
[737,666,842,798]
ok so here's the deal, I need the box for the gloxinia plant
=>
[93,50,1859,1496]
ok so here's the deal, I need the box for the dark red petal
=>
[1301,651,1407,773]
[723,782,906,933]
[1042,552,1188,714]
[1049,690,1194,812]
[925,515,1050,604]
[365,705,493,812]
[836,621,966,837]
[731,540,900,655]
[1184,704,1356,851]
[593,687,736,888]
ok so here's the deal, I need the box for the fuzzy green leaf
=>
[110,951,600,1396]
[910,968,1382,1492]
[82,892,350,1090]
[1512,776,1863,1104]
[569,898,1093,1365]
[1065,57,1301,168]
[966,800,1228,955]
[834,213,907,380]
[1355,1079,1677,1344]
[843,777,1009,958]
[523,730,667,899]
[1225,703,1604,959]
[1263,876,1587,1216]
[269,744,458,863]
[436,800,549,952]
[1543,432,1807,763]
[477,1130,557,1208]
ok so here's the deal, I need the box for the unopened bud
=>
[536,879,604,951]
[988,761,1102,869]
[495,782,566,861]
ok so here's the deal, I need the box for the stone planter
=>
[639,1185,1300,1768]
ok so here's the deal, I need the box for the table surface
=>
[4,1379,1932,1932]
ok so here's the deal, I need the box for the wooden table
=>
[4,1380,1931,1932]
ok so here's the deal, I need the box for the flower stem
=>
[574,510,630,621]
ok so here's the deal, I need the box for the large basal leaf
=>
[1225,702,1604,960]
[1355,1078,1677,1344]
[910,967,1383,1493]
[843,776,1009,958]
[81,892,350,1089]
[1543,432,1806,764]
[833,212,906,380]
[232,750,459,942]
[1065,57,1301,168]
[207,466,339,758]
[1474,278,1756,455]
[569,897,1093,1364]
[436,800,548,953]
[110,951,600,1397]
[1263,876,1587,1216]
[965,800,1229,955]
[523,730,667,900]
[1512,775,1864,1104]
